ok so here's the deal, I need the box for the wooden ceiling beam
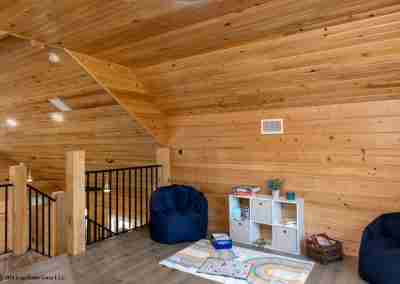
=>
[67,50,168,146]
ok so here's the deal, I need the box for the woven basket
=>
[306,234,344,265]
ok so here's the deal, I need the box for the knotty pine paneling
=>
[0,105,158,193]
[2,1,399,68]
[116,0,400,67]
[0,35,157,193]
[68,51,169,146]
[0,157,17,182]
[0,36,113,114]
[138,8,400,115]
[168,100,400,256]
[0,0,183,53]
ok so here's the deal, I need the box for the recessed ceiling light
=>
[48,52,61,64]
[49,112,64,122]
[5,118,17,128]
[27,167,33,183]
[49,97,72,112]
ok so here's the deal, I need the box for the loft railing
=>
[0,183,13,255]
[85,165,162,245]
[85,217,114,245]
[28,184,56,257]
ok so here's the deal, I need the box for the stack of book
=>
[232,185,261,196]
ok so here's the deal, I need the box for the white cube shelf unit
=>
[229,194,304,255]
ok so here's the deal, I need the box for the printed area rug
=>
[160,240,314,284]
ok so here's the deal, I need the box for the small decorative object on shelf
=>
[254,238,269,248]
[306,234,343,265]
[287,192,296,201]
[232,185,261,196]
[241,207,250,220]
[267,179,284,200]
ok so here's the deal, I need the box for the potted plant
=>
[267,178,284,200]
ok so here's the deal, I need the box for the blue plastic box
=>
[212,239,233,250]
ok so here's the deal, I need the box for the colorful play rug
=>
[160,240,314,284]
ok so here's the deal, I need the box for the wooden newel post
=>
[156,147,171,187]
[9,164,28,255]
[65,151,86,256]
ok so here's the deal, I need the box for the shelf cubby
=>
[229,194,304,255]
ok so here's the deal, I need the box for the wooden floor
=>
[71,227,366,284]
[0,251,48,273]
[2,227,367,284]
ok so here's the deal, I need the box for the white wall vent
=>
[261,119,284,135]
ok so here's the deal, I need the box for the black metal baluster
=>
[94,173,98,242]
[145,168,148,224]
[5,186,8,253]
[116,170,119,234]
[86,173,90,244]
[36,191,38,251]
[29,187,32,250]
[102,172,105,240]
[134,169,137,228]
[109,171,112,236]
[155,166,159,189]
[150,167,154,222]
[140,168,143,227]
[42,195,45,255]
[129,169,132,230]
[48,201,51,256]
[122,170,125,232]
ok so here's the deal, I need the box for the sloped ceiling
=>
[0,36,113,114]
[0,35,157,191]
[1,0,399,67]
[1,0,400,118]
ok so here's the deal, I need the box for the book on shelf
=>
[232,185,261,196]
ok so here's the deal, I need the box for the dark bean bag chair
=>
[359,213,400,284]
[150,184,208,244]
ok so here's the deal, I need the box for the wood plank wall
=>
[0,158,16,182]
[0,36,158,193]
[168,99,400,256]
[0,105,158,193]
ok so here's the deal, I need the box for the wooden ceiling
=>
[0,35,116,116]
[1,0,400,118]
[0,35,157,190]
[1,0,399,67]
[137,9,400,115]
[0,0,399,147]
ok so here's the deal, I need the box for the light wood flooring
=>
[1,227,367,284]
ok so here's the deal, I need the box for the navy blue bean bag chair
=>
[359,213,400,284]
[150,185,208,244]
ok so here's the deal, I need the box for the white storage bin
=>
[253,199,272,225]
[273,226,298,253]
[230,219,251,244]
